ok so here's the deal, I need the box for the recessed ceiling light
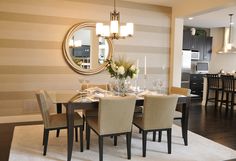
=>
[188,17,194,20]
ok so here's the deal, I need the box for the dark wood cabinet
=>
[203,37,212,61]
[183,29,192,50]
[182,28,212,61]
[190,74,204,97]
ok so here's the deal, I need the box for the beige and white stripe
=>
[0,0,171,117]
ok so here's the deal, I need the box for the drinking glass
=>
[157,79,164,94]
[152,79,158,92]
[78,78,85,90]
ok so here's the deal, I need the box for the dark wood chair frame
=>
[220,75,236,113]
[133,122,172,157]
[205,74,222,110]
[42,125,83,156]
[86,122,132,161]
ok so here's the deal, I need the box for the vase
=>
[117,78,126,96]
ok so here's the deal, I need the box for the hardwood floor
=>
[1,100,236,161]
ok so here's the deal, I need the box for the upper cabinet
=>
[182,27,212,61]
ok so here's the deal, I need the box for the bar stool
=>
[205,74,222,110]
[220,75,236,113]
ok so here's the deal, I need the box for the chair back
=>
[35,90,53,129]
[98,96,136,135]
[81,84,108,91]
[143,95,178,130]
[169,87,191,96]
[221,75,235,92]
[206,74,220,89]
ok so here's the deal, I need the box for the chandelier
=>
[96,0,134,40]
[228,14,233,47]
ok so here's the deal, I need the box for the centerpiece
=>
[106,57,139,96]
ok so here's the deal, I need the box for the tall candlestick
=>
[144,56,147,75]
[136,59,139,69]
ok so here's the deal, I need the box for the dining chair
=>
[134,87,190,145]
[35,90,84,155]
[133,95,178,157]
[205,74,222,110]
[81,83,109,118]
[86,96,136,161]
[155,86,191,145]
[220,75,236,113]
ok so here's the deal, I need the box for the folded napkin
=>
[74,97,94,103]
[85,87,108,94]
[94,93,105,98]
[137,90,163,97]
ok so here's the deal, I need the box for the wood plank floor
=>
[1,100,236,161]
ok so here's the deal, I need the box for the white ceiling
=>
[124,0,236,28]
[124,0,174,7]
[184,5,236,28]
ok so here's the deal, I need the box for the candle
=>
[144,56,147,75]
[136,59,139,68]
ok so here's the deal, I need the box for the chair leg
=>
[220,91,224,110]
[231,93,235,113]
[215,90,218,109]
[153,131,156,141]
[56,129,60,137]
[158,131,162,142]
[86,123,90,150]
[99,136,103,161]
[75,127,78,142]
[126,132,131,160]
[43,129,45,145]
[205,88,209,110]
[142,130,147,157]
[226,93,229,113]
[114,136,117,146]
[167,129,172,154]
[43,129,49,156]
[80,126,83,152]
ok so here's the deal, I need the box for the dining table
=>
[47,90,191,161]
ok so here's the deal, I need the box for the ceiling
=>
[124,0,236,28]
[124,0,174,7]
[184,5,236,28]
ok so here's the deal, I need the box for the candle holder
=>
[144,74,148,90]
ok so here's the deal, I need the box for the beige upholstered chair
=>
[81,84,109,118]
[133,95,178,157]
[86,96,136,161]
[170,87,191,123]
[35,90,84,155]
[157,87,191,144]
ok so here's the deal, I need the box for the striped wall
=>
[0,0,171,116]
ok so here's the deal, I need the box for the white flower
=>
[117,66,125,75]
[132,73,137,79]
[130,65,136,71]
[111,62,117,72]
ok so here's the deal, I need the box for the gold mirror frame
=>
[62,22,113,75]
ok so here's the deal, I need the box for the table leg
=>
[182,98,190,146]
[66,104,74,161]
[56,103,62,137]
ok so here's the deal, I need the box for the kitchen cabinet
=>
[182,28,212,61]
[190,74,204,98]
[203,37,212,61]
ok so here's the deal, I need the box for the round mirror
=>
[63,22,113,75]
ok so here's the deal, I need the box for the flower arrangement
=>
[106,57,139,80]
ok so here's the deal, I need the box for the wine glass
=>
[85,79,90,89]
[157,79,163,94]
[152,79,158,92]
[78,78,85,91]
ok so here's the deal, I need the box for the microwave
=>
[191,51,200,60]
